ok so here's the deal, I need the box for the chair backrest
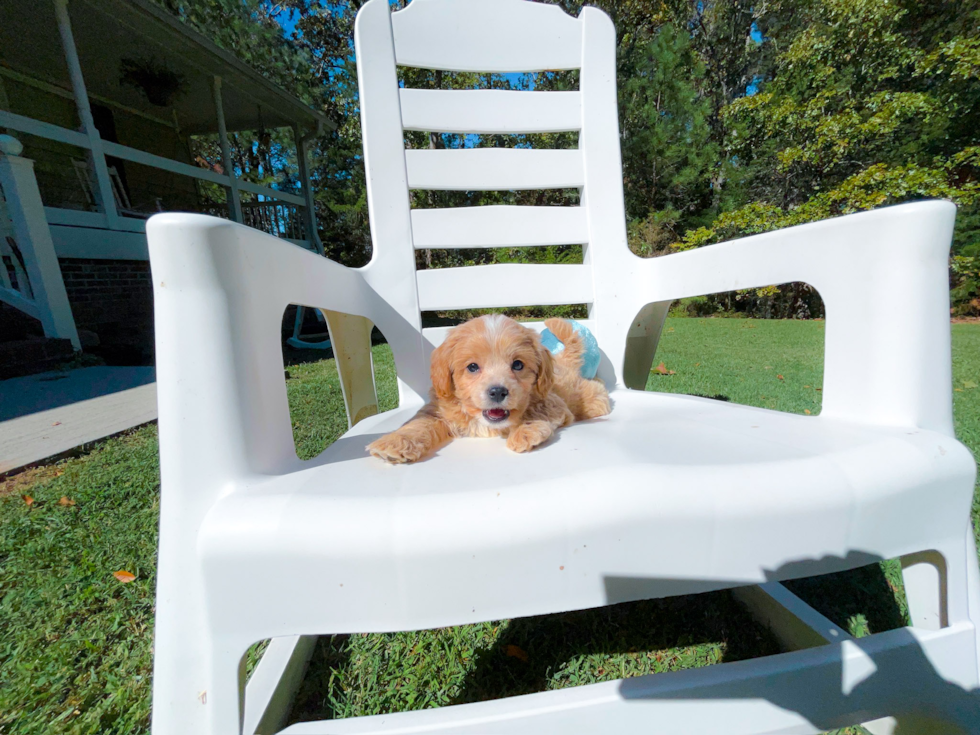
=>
[355,0,640,401]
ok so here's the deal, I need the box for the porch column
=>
[0,74,10,130]
[212,76,243,223]
[0,136,81,349]
[53,0,120,229]
[293,124,324,255]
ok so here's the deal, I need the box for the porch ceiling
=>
[0,0,329,135]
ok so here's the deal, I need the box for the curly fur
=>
[367,315,611,464]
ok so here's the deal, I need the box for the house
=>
[0,0,329,376]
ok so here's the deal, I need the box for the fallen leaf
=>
[964,381,977,389]
[58,496,76,507]
[22,495,34,507]
[955,388,964,392]
[764,366,772,370]
[804,409,811,415]
[505,645,529,662]
[815,387,822,392]
[777,374,785,381]
[804,385,811,388]
[51,421,62,427]
[113,570,136,584]
[694,362,701,367]
[653,362,676,375]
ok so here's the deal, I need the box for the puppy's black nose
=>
[488,385,509,403]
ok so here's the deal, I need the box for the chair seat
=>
[200,390,974,639]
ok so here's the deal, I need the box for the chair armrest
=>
[644,201,957,435]
[147,214,389,485]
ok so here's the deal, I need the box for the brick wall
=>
[59,258,154,364]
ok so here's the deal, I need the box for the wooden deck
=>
[0,367,157,474]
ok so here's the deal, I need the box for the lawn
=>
[1,319,977,734]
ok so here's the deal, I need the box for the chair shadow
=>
[449,587,783,707]
[449,553,906,708]
[782,561,909,636]
[607,554,980,733]
[283,551,977,731]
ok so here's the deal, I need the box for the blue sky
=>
[273,5,764,94]
[276,7,300,36]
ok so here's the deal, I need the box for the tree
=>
[621,23,718,254]
[152,0,316,100]
[677,0,980,314]
[158,0,980,316]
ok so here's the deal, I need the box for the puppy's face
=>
[431,315,553,430]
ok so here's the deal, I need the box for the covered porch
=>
[0,0,329,367]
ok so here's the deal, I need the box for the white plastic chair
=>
[147,1,980,733]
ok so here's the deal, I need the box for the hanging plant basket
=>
[120,57,187,107]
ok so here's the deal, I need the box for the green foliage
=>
[620,23,717,225]
[154,0,980,314]
[682,0,980,313]
[150,0,315,100]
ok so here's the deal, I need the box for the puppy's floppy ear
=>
[430,331,459,400]
[534,338,555,398]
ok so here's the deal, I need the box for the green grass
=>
[1,321,977,734]
[286,344,400,460]
[644,317,827,414]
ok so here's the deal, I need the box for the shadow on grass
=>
[784,562,909,637]
[449,589,782,706]
[287,590,783,723]
[286,562,914,728]
[289,634,351,717]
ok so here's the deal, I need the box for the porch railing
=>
[1,183,35,304]
[0,135,80,349]
[242,200,307,242]
[0,109,314,245]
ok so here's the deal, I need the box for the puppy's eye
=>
[467,363,480,373]
[512,360,524,371]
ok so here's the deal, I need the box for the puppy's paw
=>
[367,433,426,464]
[578,382,612,419]
[506,422,552,454]
[582,391,611,419]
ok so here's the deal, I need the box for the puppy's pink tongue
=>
[486,409,508,420]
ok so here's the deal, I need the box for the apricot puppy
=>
[367,315,610,464]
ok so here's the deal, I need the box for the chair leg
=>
[151,579,215,734]
[962,529,980,675]
[902,549,949,631]
[208,637,249,735]
[896,529,980,733]
[151,552,251,735]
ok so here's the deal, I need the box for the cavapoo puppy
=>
[367,315,610,464]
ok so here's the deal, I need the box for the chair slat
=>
[400,90,582,134]
[416,264,593,311]
[411,206,587,249]
[423,319,597,351]
[405,149,584,191]
[392,0,582,72]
